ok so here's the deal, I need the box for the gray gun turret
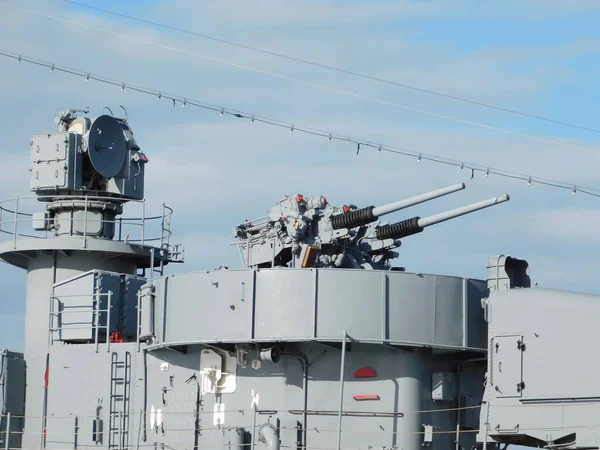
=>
[233,185,509,270]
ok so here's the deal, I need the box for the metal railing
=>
[0,195,174,253]
[48,291,114,353]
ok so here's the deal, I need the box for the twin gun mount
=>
[234,184,510,270]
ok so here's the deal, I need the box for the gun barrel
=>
[375,194,509,240]
[418,194,509,228]
[331,183,466,230]
[372,183,465,218]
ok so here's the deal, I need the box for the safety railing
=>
[0,195,175,253]
[48,291,114,353]
[5,406,600,450]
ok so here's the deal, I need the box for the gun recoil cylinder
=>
[331,206,376,229]
[376,217,423,240]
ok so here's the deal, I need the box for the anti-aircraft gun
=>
[234,184,509,270]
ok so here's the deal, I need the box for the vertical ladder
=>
[108,352,131,450]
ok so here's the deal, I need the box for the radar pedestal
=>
[0,109,181,449]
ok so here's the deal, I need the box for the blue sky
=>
[0,0,599,357]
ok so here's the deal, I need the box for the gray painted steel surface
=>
[38,341,485,450]
[478,287,600,448]
[0,350,25,450]
[7,111,600,450]
[148,269,487,351]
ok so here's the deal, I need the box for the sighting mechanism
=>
[29,108,149,238]
[234,184,510,270]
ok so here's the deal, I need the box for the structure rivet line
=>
[1,49,599,199]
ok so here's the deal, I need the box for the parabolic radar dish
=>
[87,115,127,178]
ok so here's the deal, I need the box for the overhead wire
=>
[55,0,600,136]
[1,50,599,199]
[1,1,600,157]
[0,50,600,197]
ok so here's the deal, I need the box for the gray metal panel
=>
[316,270,384,340]
[466,279,487,348]
[152,277,167,343]
[254,269,314,339]
[0,350,25,450]
[434,276,464,346]
[121,275,146,339]
[163,271,254,342]
[45,344,138,450]
[0,350,25,415]
[151,269,486,351]
[53,270,123,342]
[54,272,96,341]
[29,132,82,192]
[388,273,435,344]
[106,153,145,200]
[487,288,600,401]
[142,342,469,450]
[490,335,523,398]
[96,271,122,337]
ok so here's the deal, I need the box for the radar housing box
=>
[29,113,147,200]
[30,132,83,192]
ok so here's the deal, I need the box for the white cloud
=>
[519,208,600,243]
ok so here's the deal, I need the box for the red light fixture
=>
[354,367,377,378]
[353,395,380,401]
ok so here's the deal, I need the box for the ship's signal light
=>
[353,395,380,401]
[354,367,377,378]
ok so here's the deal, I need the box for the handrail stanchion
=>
[4,412,10,450]
[94,290,100,354]
[160,203,166,250]
[251,401,257,450]
[48,296,55,347]
[141,199,146,245]
[336,330,347,450]
[149,248,155,281]
[12,199,19,249]
[82,195,88,248]
[107,291,113,353]
[136,291,141,353]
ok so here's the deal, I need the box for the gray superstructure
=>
[1,110,599,450]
